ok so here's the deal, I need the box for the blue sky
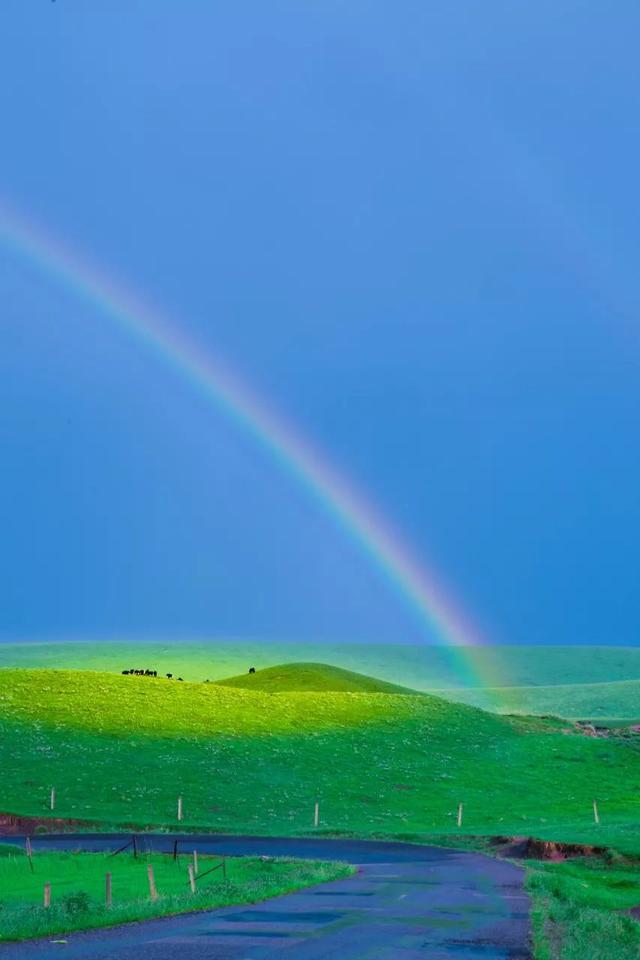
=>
[1,1,639,646]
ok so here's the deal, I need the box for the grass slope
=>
[215,662,416,694]
[0,846,351,942]
[1,668,639,853]
[528,857,640,960]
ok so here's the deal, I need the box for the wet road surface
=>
[0,834,531,959]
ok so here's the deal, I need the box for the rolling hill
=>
[0,666,639,854]
[2,642,639,689]
[2,641,639,720]
[215,662,417,694]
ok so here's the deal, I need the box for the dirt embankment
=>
[562,721,640,739]
[0,812,104,835]
[490,835,607,860]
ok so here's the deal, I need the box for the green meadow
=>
[0,667,639,854]
[2,641,639,720]
[0,845,350,941]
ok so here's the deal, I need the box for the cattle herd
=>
[121,666,257,682]
[121,669,184,681]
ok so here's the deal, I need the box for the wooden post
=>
[188,863,196,893]
[132,835,138,859]
[147,864,158,901]
[593,799,600,824]
[25,836,34,873]
[222,855,227,880]
[50,787,56,811]
[105,872,112,909]
[457,803,463,828]
[177,796,183,821]
[193,849,198,875]
[43,882,51,908]
[173,839,179,862]
[314,801,319,827]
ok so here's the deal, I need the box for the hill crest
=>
[214,662,418,694]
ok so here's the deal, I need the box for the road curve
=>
[0,834,531,959]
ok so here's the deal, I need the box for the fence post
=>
[222,855,227,880]
[457,803,463,828]
[177,796,183,822]
[314,801,319,827]
[132,835,138,859]
[193,850,198,875]
[25,836,34,873]
[50,787,56,812]
[105,872,112,909]
[147,864,158,901]
[43,882,51,908]
[593,799,600,824]
[188,864,196,893]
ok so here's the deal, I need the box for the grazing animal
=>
[166,673,173,679]
[248,667,256,674]
[177,677,184,682]
[121,670,129,675]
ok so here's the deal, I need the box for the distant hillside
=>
[2,642,640,720]
[437,677,640,723]
[215,662,418,694]
[2,642,639,690]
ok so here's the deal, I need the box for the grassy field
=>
[0,668,639,854]
[527,857,640,960]
[2,642,639,720]
[1,661,639,958]
[0,844,351,941]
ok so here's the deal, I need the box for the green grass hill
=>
[215,662,417,694]
[2,642,639,720]
[0,667,639,855]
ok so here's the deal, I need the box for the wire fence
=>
[0,836,229,906]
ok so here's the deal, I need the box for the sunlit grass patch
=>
[0,669,423,737]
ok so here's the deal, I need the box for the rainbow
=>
[0,201,492,681]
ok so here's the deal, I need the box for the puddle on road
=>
[434,940,530,958]
[220,910,342,924]
[203,929,296,938]
[314,890,374,897]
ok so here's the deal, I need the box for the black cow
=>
[248,667,256,674]
[166,673,173,679]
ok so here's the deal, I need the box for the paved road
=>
[0,835,531,959]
